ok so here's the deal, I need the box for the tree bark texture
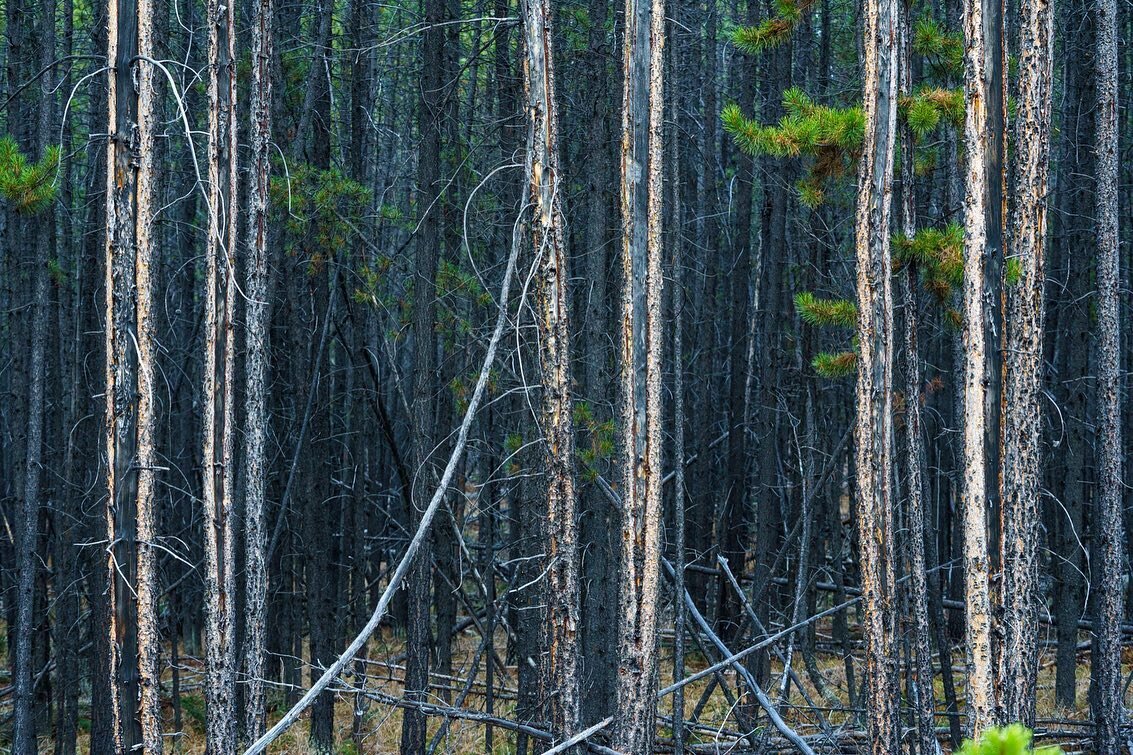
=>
[853,0,899,747]
[612,0,666,744]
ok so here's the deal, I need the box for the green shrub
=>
[956,724,1063,755]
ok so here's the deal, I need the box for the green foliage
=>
[914,146,940,176]
[893,222,964,300]
[899,87,964,140]
[725,89,864,159]
[438,258,492,310]
[796,180,825,209]
[726,86,960,205]
[269,162,371,270]
[724,90,862,205]
[0,136,60,214]
[1005,257,1023,286]
[47,258,68,288]
[795,291,857,328]
[732,0,816,52]
[813,350,858,378]
[906,98,941,138]
[574,401,616,482]
[796,293,858,378]
[179,694,207,727]
[956,724,1063,755]
[913,17,963,73]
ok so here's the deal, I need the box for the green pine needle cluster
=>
[796,180,824,209]
[796,292,858,378]
[574,401,616,482]
[724,89,864,159]
[893,221,964,300]
[0,136,60,215]
[270,162,371,269]
[812,350,858,378]
[956,724,1062,755]
[732,0,816,53]
[913,17,963,73]
[723,89,862,206]
[795,291,857,328]
[1005,257,1023,285]
[900,87,964,139]
[725,86,960,205]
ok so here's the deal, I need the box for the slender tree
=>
[9,1,57,748]
[402,0,444,745]
[521,0,582,742]
[240,0,275,741]
[852,0,900,746]
[104,0,163,747]
[201,0,238,747]
[999,0,1053,724]
[612,0,666,743]
[897,2,937,749]
[1092,0,1124,744]
[960,0,997,733]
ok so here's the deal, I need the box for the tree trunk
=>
[201,0,238,747]
[897,1,936,747]
[1092,0,1124,744]
[402,0,444,743]
[853,0,899,746]
[11,0,56,747]
[960,0,997,733]
[240,0,275,741]
[104,0,163,747]
[612,0,666,744]
[999,0,1053,724]
[521,0,583,742]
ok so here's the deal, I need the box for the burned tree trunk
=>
[104,0,163,748]
[201,0,238,748]
[1000,0,1053,724]
[852,0,900,746]
[520,0,582,742]
[612,0,666,743]
[1092,0,1124,746]
[240,0,275,741]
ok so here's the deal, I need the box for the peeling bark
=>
[853,0,899,746]
[521,0,583,742]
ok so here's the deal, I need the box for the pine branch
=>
[812,351,858,379]
[794,291,858,328]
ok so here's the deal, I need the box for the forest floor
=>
[3,613,1115,754]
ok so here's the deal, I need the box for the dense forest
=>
[0,0,1129,748]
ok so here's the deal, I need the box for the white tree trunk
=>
[1000,0,1052,724]
[960,0,997,733]
[520,0,582,742]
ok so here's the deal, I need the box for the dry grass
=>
[4,616,1127,753]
